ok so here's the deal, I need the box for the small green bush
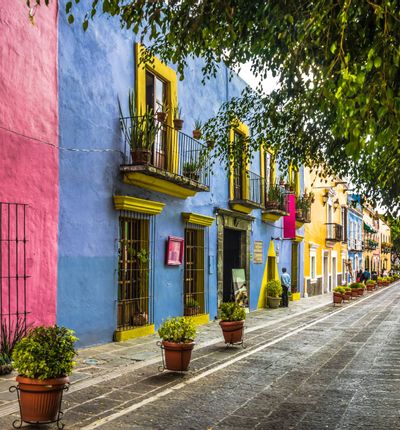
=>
[266,280,282,298]
[334,286,345,293]
[344,286,352,292]
[366,280,376,285]
[219,302,246,321]
[185,297,199,308]
[158,317,196,343]
[12,326,78,380]
[350,282,364,289]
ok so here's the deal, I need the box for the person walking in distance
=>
[280,267,291,308]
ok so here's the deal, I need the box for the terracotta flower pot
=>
[219,320,244,344]
[131,148,151,165]
[267,296,281,309]
[343,293,351,301]
[173,118,184,130]
[192,129,202,139]
[162,341,194,371]
[357,288,364,296]
[333,293,343,304]
[16,375,69,423]
[351,289,359,298]
[156,112,167,123]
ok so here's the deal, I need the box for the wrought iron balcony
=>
[120,116,210,198]
[348,239,362,251]
[264,184,288,212]
[230,170,264,213]
[326,223,343,243]
[295,196,312,224]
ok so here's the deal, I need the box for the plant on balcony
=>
[219,302,246,345]
[156,98,169,123]
[266,279,282,309]
[184,296,200,316]
[183,160,202,182]
[12,326,77,425]
[265,184,284,210]
[158,317,196,371]
[193,119,202,139]
[296,191,314,220]
[173,105,184,130]
[119,90,160,164]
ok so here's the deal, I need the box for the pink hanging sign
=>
[283,194,296,238]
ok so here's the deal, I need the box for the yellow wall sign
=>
[254,241,263,264]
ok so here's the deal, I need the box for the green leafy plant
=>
[350,282,364,289]
[0,317,27,365]
[158,317,196,343]
[366,280,376,286]
[173,105,182,120]
[193,119,202,131]
[119,90,160,151]
[344,286,352,292]
[183,160,201,174]
[334,286,345,293]
[219,302,246,322]
[12,326,78,380]
[266,280,282,298]
[185,297,199,308]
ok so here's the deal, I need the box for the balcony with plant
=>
[381,242,392,254]
[262,183,288,222]
[119,90,210,199]
[229,169,264,214]
[295,191,313,227]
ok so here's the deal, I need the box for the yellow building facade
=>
[303,169,349,295]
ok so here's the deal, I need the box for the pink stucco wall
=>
[0,1,58,326]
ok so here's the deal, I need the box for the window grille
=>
[0,203,29,346]
[183,225,207,316]
[117,211,155,330]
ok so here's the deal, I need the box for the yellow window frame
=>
[229,121,250,201]
[135,43,178,173]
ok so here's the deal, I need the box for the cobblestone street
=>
[1,284,399,429]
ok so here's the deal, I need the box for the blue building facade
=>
[56,2,305,347]
[347,195,363,281]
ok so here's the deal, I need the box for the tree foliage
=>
[37,0,400,212]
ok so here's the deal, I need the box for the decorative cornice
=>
[182,212,215,227]
[113,195,165,215]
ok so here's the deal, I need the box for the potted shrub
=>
[266,280,282,309]
[343,286,352,301]
[173,105,184,130]
[118,91,159,164]
[156,98,169,123]
[183,160,201,181]
[11,326,77,426]
[219,302,246,345]
[192,119,202,139]
[366,280,376,292]
[158,317,196,371]
[350,282,364,296]
[377,276,384,287]
[184,296,200,317]
[333,286,345,305]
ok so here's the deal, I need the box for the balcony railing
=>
[232,170,263,207]
[348,239,362,251]
[326,223,343,242]
[295,195,312,224]
[264,184,288,213]
[120,116,210,187]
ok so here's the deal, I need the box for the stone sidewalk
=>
[0,294,332,415]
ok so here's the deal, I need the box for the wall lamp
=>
[333,199,340,212]
[322,191,329,206]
